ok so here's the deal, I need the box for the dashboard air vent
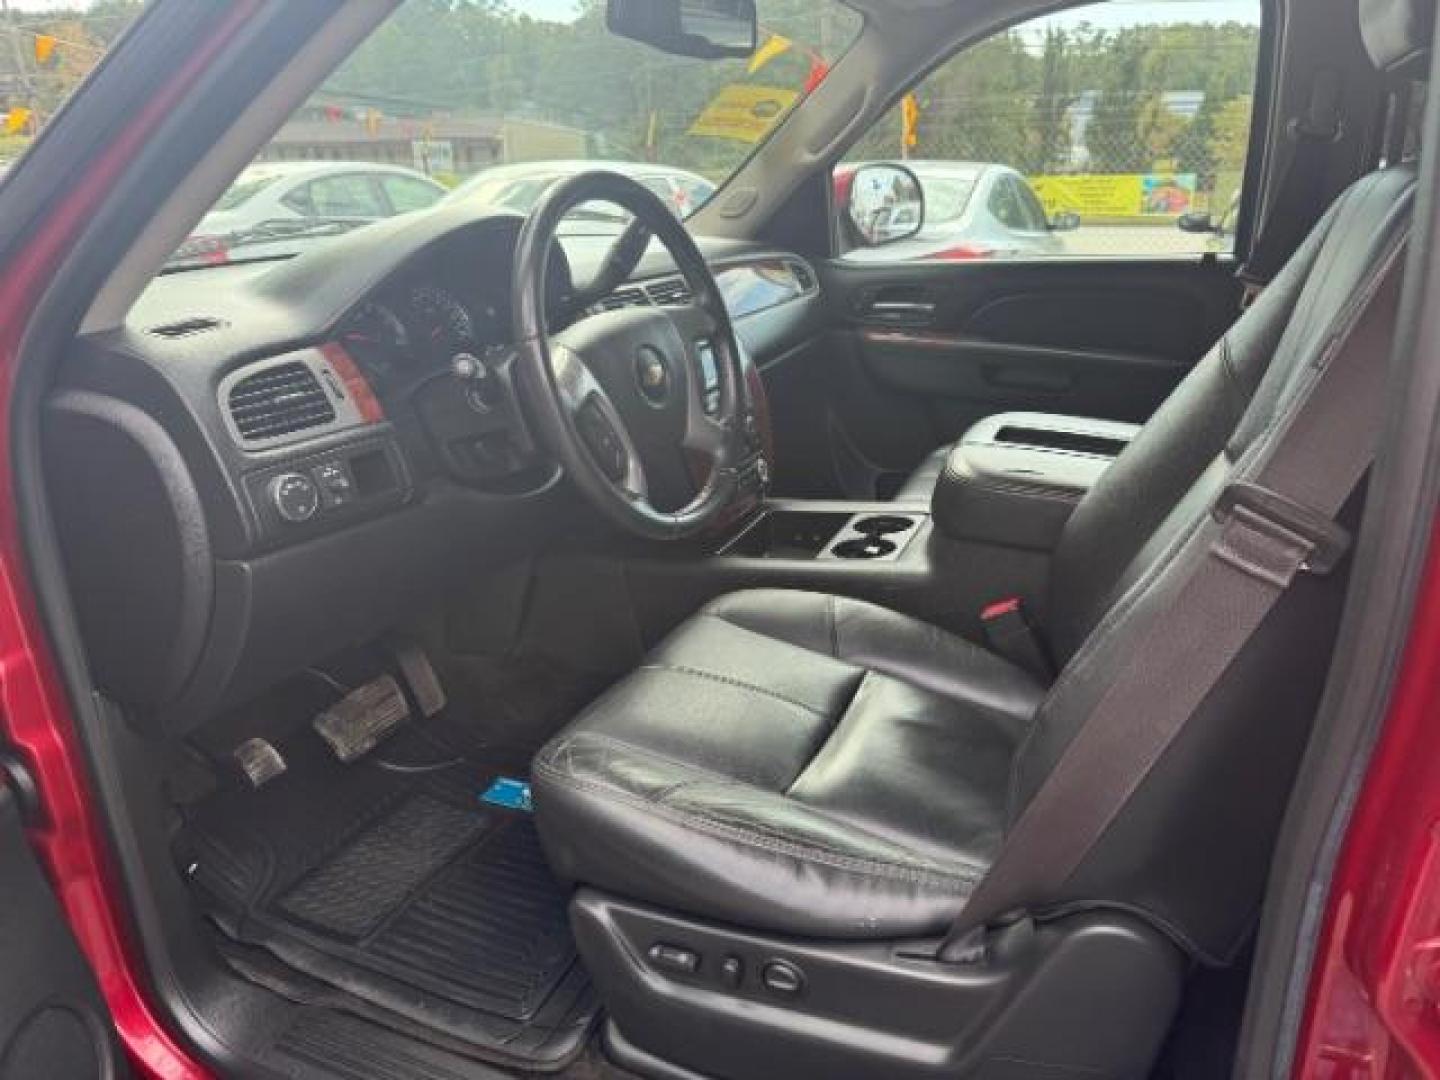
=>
[789,261,816,293]
[149,316,224,339]
[227,362,335,443]
[644,276,692,306]
[595,285,648,312]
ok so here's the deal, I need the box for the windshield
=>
[158,0,860,269]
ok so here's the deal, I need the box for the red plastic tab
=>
[981,597,1023,621]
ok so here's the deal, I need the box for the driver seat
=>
[532,4,1427,1074]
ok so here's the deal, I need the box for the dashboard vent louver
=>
[644,276,692,306]
[596,286,647,312]
[227,362,335,442]
[149,316,224,339]
[789,261,816,293]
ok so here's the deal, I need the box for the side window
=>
[1013,179,1050,232]
[987,178,1023,230]
[306,174,387,218]
[380,175,443,214]
[840,0,1262,261]
[281,184,315,217]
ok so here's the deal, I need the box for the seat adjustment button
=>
[720,955,743,988]
[648,942,700,975]
[761,959,804,997]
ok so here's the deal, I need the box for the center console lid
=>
[933,411,1139,551]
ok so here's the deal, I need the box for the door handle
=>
[863,299,937,326]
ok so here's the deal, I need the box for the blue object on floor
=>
[481,777,533,812]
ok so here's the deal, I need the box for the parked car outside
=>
[447,159,716,220]
[446,159,718,273]
[840,159,1076,261]
[170,161,447,267]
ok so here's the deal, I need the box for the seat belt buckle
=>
[1212,481,1350,576]
[980,598,1053,680]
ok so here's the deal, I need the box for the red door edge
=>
[1297,513,1440,1079]
[0,5,261,1078]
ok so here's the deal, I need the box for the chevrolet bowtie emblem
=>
[636,346,669,402]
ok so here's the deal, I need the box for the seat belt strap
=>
[1238,69,1345,302]
[940,238,1406,959]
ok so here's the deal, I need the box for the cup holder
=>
[852,514,915,536]
[832,536,898,560]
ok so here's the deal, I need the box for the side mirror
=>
[843,163,925,247]
[1177,211,1215,234]
[1049,211,1081,232]
[606,0,757,59]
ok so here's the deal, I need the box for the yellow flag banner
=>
[364,108,383,137]
[747,33,791,75]
[5,107,31,135]
[33,34,56,65]
[688,84,798,143]
[1031,173,1197,218]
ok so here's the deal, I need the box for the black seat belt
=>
[1238,69,1346,303]
[940,236,1406,961]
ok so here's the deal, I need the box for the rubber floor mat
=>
[180,737,597,1072]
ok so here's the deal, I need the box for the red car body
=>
[0,6,1436,1079]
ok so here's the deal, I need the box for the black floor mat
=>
[179,725,598,1072]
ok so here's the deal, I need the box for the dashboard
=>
[44,201,825,733]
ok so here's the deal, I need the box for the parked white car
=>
[447,159,716,220]
[170,161,446,266]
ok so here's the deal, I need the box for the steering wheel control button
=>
[576,400,628,482]
[761,959,804,998]
[648,943,700,976]
[312,460,355,508]
[268,472,320,524]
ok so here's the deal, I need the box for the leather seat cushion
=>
[532,589,1044,938]
[891,445,950,502]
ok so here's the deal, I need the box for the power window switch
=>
[648,942,700,975]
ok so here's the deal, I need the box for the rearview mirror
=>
[1176,211,1215,234]
[606,0,758,59]
[842,163,925,247]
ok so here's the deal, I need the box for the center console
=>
[930,411,1139,551]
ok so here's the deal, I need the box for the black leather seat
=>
[534,589,1042,938]
[533,1,1429,1073]
[892,444,950,502]
[537,158,1418,952]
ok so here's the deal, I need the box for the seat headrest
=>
[1362,0,1436,76]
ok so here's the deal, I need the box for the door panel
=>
[0,778,126,1079]
[816,257,1241,495]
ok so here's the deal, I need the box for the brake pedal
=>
[391,640,447,718]
[313,674,410,763]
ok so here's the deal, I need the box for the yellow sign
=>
[688,84,798,143]
[1031,173,1196,218]
[4,107,31,135]
[747,33,791,75]
[901,93,920,149]
[33,34,56,65]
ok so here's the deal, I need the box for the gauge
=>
[338,300,410,381]
[409,284,476,361]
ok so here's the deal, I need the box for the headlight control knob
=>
[269,472,320,524]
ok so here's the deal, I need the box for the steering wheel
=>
[512,171,747,540]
